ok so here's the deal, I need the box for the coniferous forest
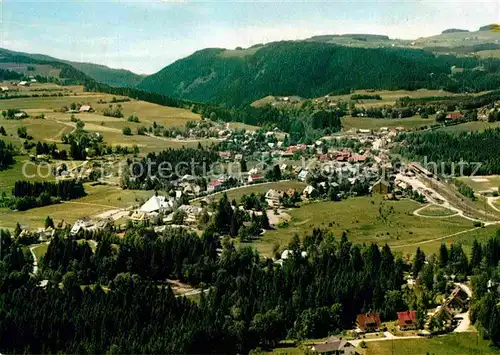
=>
[2,214,500,353]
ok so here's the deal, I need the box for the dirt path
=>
[412,204,460,218]
[392,226,486,249]
[349,332,421,347]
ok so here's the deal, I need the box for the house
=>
[349,154,367,163]
[444,286,468,312]
[303,185,318,198]
[248,174,265,184]
[446,112,463,120]
[177,204,203,224]
[0,86,9,92]
[207,180,223,193]
[397,311,418,330]
[372,179,390,194]
[70,217,95,235]
[139,195,175,214]
[356,313,381,333]
[310,336,357,355]
[219,151,232,160]
[79,105,93,113]
[14,112,28,119]
[298,170,309,182]
[265,189,284,207]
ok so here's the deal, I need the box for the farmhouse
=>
[207,180,223,193]
[446,112,463,120]
[265,189,284,207]
[248,174,265,184]
[356,312,381,333]
[79,105,93,113]
[397,310,418,330]
[14,112,28,119]
[302,185,318,198]
[444,286,468,312]
[310,336,358,354]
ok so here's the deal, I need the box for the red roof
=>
[318,153,333,161]
[446,112,463,120]
[250,175,264,180]
[209,180,222,187]
[356,313,381,330]
[349,154,367,162]
[397,311,417,327]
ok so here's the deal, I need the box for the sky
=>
[0,0,499,74]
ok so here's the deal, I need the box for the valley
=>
[2,7,500,354]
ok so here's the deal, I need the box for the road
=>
[349,332,421,347]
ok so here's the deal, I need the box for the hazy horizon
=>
[1,0,498,74]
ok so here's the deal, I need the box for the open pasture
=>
[247,196,474,256]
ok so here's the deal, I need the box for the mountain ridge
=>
[0,47,144,87]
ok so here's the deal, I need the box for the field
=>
[393,224,500,257]
[438,121,500,133]
[0,184,152,229]
[252,89,485,110]
[416,204,457,217]
[0,83,205,154]
[0,156,63,194]
[341,116,432,131]
[458,175,500,193]
[247,196,475,256]
[361,333,495,355]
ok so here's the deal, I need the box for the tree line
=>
[397,128,500,175]
[0,180,85,211]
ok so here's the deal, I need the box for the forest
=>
[138,41,500,106]
[2,216,500,354]
[0,180,86,211]
[121,146,220,190]
[397,128,500,175]
[0,139,15,170]
[196,104,343,143]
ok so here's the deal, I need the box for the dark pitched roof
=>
[397,310,418,327]
[356,312,381,330]
[311,337,354,354]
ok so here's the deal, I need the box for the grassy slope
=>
[0,184,152,230]
[247,196,474,256]
[361,333,496,355]
[0,84,205,153]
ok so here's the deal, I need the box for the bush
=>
[122,127,132,136]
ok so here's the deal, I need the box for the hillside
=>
[138,41,500,106]
[0,48,144,87]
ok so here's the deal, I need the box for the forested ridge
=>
[0,48,144,88]
[138,41,500,106]
[397,129,500,175]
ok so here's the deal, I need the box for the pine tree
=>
[412,248,425,277]
[470,239,483,271]
[44,216,54,229]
